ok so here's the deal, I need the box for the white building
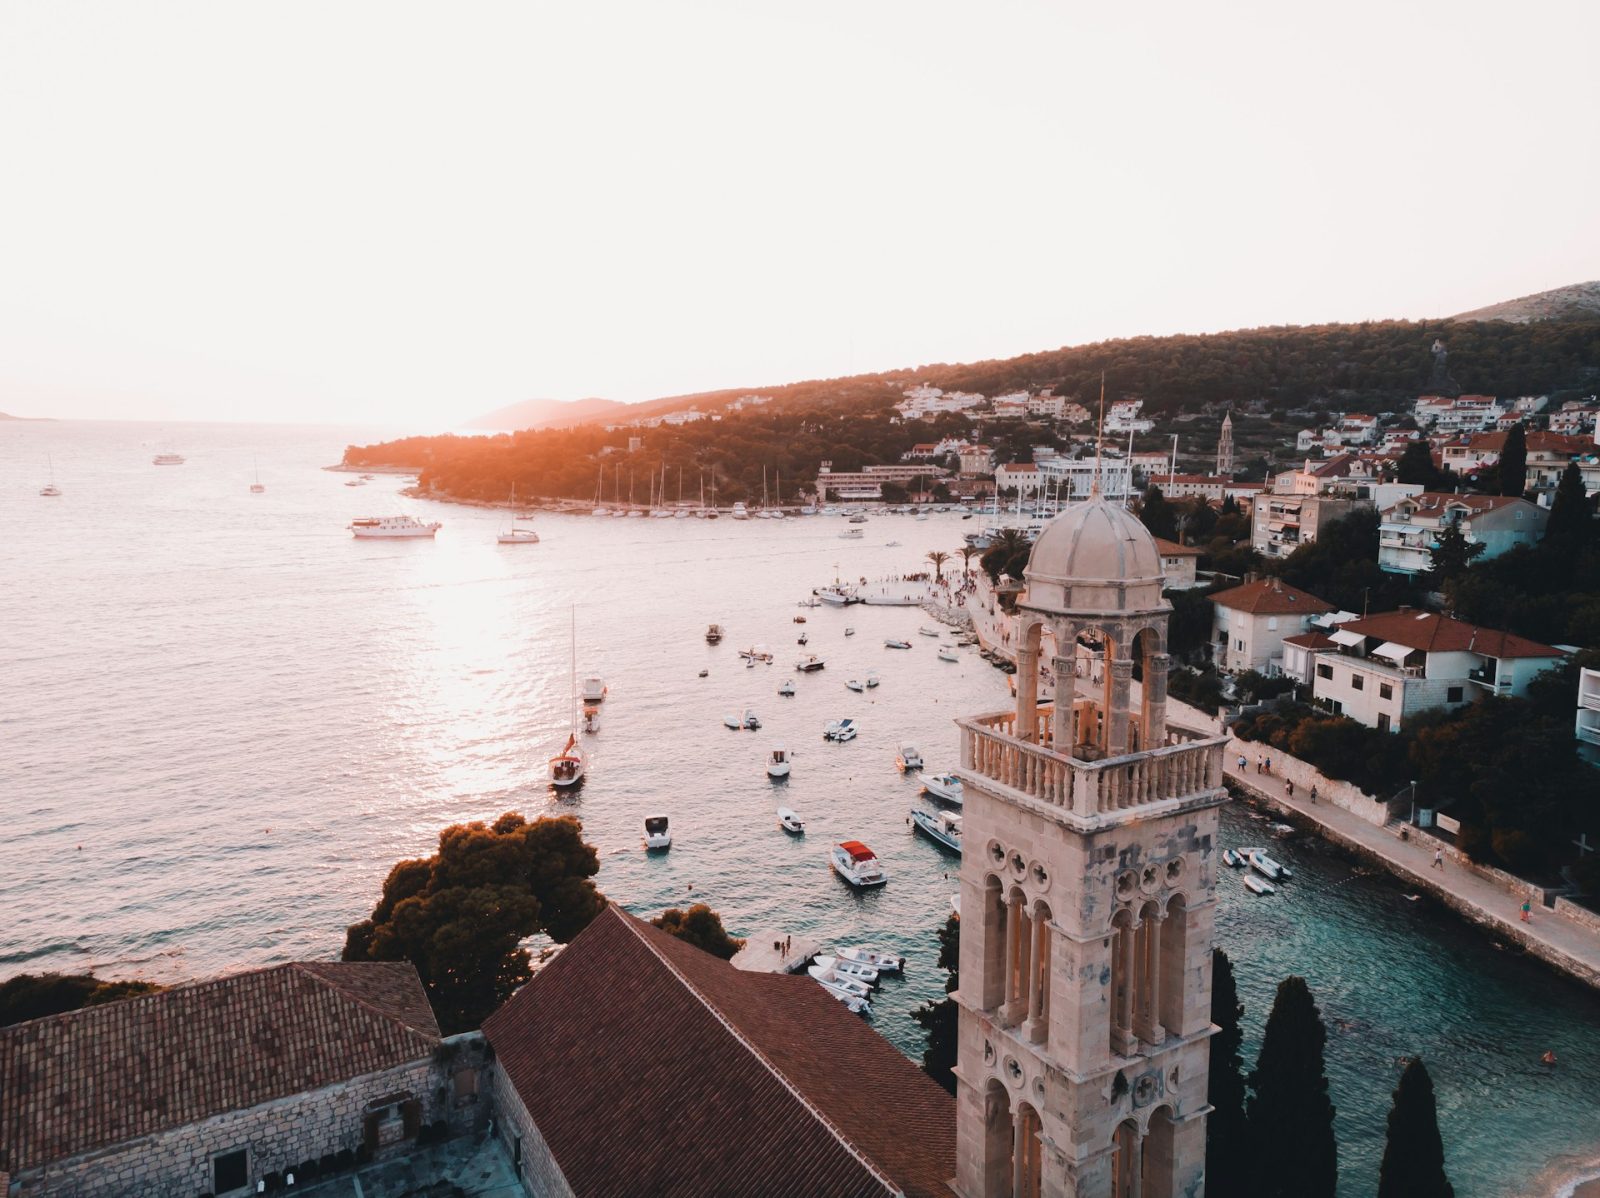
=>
[1311,610,1564,732]
[1210,577,1336,674]
[1104,399,1154,434]
[1153,537,1202,590]
[1378,492,1549,576]
[1578,667,1600,764]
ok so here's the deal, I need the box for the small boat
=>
[360,474,375,481]
[884,541,901,547]
[39,483,61,497]
[498,524,540,544]
[345,479,365,486]
[865,672,880,688]
[778,807,806,833]
[1242,874,1276,896]
[813,975,872,1014]
[724,713,743,730]
[549,733,585,788]
[797,598,821,608]
[897,744,924,771]
[767,747,791,778]
[705,624,724,644]
[1222,848,1245,869]
[838,946,903,972]
[795,655,826,672]
[249,457,265,494]
[581,705,601,735]
[838,528,864,539]
[798,633,809,645]
[743,708,761,730]
[950,894,961,920]
[740,647,775,663]
[349,515,441,539]
[642,815,672,851]
[845,678,865,693]
[698,669,709,678]
[884,638,912,650]
[730,502,750,520]
[831,840,888,888]
[581,677,608,704]
[1243,847,1293,882]
[922,773,964,806]
[808,965,872,999]
[794,615,808,624]
[844,627,855,637]
[778,680,796,696]
[824,718,858,743]
[1270,822,1297,839]
[937,648,959,663]
[918,626,940,637]
[745,658,756,669]
[152,452,185,465]
[911,808,963,854]
[814,953,880,986]
[847,513,868,524]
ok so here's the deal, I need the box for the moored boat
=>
[824,718,858,742]
[777,806,805,833]
[581,705,601,735]
[922,772,964,806]
[845,678,864,693]
[937,647,959,663]
[349,515,441,539]
[807,965,872,999]
[1222,847,1244,868]
[767,746,791,778]
[897,743,924,771]
[813,975,872,1014]
[813,955,879,986]
[778,680,796,696]
[581,677,608,704]
[1242,874,1276,896]
[549,733,585,788]
[794,654,826,672]
[911,807,963,854]
[918,626,940,637]
[830,840,886,888]
[884,638,912,650]
[865,671,880,688]
[1243,847,1292,882]
[706,624,724,644]
[838,945,904,972]
[643,815,672,850]
[743,708,761,730]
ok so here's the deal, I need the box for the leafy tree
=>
[1397,441,1450,491]
[651,904,744,960]
[1207,949,1250,1196]
[0,973,163,1028]
[342,813,605,1033]
[879,480,909,504]
[910,915,960,1094]
[981,528,1031,583]
[926,550,950,582]
[1247,976,1338,1198]
[1425,522,1485,594]
[1138,485,1178,541]
[1277,509,1416,615]
[1377,1057,1454,1198]
[1166,588,1220,664]
[1497,423,1526,498]
[931,481,954,503]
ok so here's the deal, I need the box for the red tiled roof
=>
[1210,577,1335,616]
[483,907,954,1198]
[1526,431,1591,454]
[1153,537,1201,557]
[1282,632,1337,650]
[1384,492,1538,518]
[0,963,438,1174]
[1341,610,1562,659]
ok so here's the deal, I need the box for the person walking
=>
[1264,755,1272,775]
[1521,900,1533,923]
[1285,779,1294,798]
[1432,848,1444,871]
[1309,784,1318,804]
[1237,753,1248,772]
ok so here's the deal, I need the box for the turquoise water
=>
[2,420,1598,1195]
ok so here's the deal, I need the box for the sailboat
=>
[39,455,61,497]
[499,484,540,544]
[249,456,265,494]
[549,608,587,788]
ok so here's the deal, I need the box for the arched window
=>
[1159,894,1189,1035]
[1109,907,1136,1056]
[1027,901,1053,1044]
[1111,1118,1141,1198]
[1014,1101,1044,1198]
[979,875,1007,1011]
[980,1079,1013,1198]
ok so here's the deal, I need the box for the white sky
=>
[2,1,1597,427]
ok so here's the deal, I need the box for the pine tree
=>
[1247,976,1338,1198]
[1377,1057,1454,1198]
[1497,423,1526,498]
[1206,949,1251,1195]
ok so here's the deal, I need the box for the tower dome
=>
[1022,497,1167,615]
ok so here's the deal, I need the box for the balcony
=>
[1577,723,1600,748]
[958,707,1226,820]
[1468,664,1512,693]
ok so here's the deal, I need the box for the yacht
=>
[1243,848,1293,882]
[777,680,796,697]
[250,457,265,494]
[812,955,879,986]
[152,453,185,465]
[767,746,791,778]
[349,515,442,539]
[922,773,964,806]
[794,654,826,672]
[816,584,855,606]
[777,807,805,833]
[911,808,963,855]
[498,524,540,544]
[549,608,587,788]
[896,744,924,771]
[581,678,608,704]
[830,840,887,888]
[705,624,724,644]
[40,456,61,497]
[884,638,912,650]
[838,945,904,972]
[643,815,672,851]
[937,647,959,663]
[730,502,750,520]
[807,964,872,1000]
[813,976,872,1015]
[824,718,858,743]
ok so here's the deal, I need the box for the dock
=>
[731,932,820,974]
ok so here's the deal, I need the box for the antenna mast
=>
[1092,372,1106,498]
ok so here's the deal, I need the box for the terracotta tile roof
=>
[0,963,438,1174]
[483,906,954,1198]
[1341,610,1562,659]
[1282,632,1337,650]
[1384,492,1537,518]
[1209,577,1335,616]
[1526,431,1592,454]
[1153,537,1200,557]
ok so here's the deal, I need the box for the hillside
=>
[1453,281,1600,324]
[466,397,630,430]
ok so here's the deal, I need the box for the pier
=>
[731,932,819,974]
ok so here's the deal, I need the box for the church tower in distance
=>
[1215,411,1234,477]
[951,497,1228,1198]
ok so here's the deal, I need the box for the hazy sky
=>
[2,1,1597,428]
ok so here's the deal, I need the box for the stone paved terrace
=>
[295,1132,527,1198]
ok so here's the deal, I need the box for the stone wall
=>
[484,1060,573,1198]
[1224,736,1391,827]
[10,1037,493,1198]
[1555,897,1600,936]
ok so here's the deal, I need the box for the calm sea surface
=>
[4,420,1599,1196]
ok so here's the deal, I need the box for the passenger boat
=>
[911,808,963,854]
[1243,847,1292,882]
[349,515,442,539]
[824,719,858,742]
[813,975,871,1014]
[896,743,924,771]
[838,945,904,972]
[705,624,724,644]
[795,654,826,672]
[813,955,879,986]
[643,815,672,851]
[581,678,607,704]
[1242,874,1276,896]
[830,841,887,888]
[884,638,912,650]
[743,708,761,730]
[808,965,872,999]
[922,773,964,806]
[767,747,791,778]
[865,671,880,688]
[845,678,864,693]
[777,807,805,833]
[937,648,959,663]
[778,680,796,697]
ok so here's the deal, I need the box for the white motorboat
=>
[39,483,61,497]
[723,713,743,730]
[824,718,858,743]
[813,954,879,986]
[865,671,880,688]
[731,502,750,520]
[1242,874,1276,896]
[884,638,912,650]
[549,732,585,788]
[838,945,904,973]
[911,808,963,854]
[767,747,791,778]
[778,680,796,697]
[847,513,868,524]
[349,515,441,539]
[643,815,672,851]
[937,647,959,663]
[1222,848,1245,868]
[740,646,775,663]
[897,744,924,771]
[918,626,941,637]
[1243,847,1293,882]
[831,841,887,888]
[706,624,724,644]
[582,705,601,735]
[798,632,809,645]
[152,452,185,465]
[345,479,365,486]
[808,965,872,999]
[817,583,856,606]
[743,708,761,730]
[922,773,964,806]
[581,677,608,704]
[777,807,805,833]
[838,528,864,539]
[795,655,826,672]
[845,678,864,693]
[813,975,872,1014]
[499,525,540,544]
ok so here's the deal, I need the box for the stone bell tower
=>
[951,497,1228,1198]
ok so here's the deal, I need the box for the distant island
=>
[0,410,55,421]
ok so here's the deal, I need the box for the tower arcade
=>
[951,498,1228,1198]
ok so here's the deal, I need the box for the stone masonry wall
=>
[483,1060,572,1198]
[1225,736,1391,827]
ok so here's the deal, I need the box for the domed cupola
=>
[1022,496,1167,616]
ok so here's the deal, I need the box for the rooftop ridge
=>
[617,911,902,1197]
[292,962,441,1040]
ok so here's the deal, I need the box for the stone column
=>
[1113,920,1138,1056]
[1013,1114,1029,1198]
[1142,909,1165,1046]
[1027,915,1049,1042]
[1143,651,1170,749]
[1051,654,1075,750]
[1107,658,1134,756]
[1017,639,1039,743]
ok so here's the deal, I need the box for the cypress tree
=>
[1498,423,1526,498]
[1139,485,1178,541]
[1377,1057,1454,1198]
[1247,976,1338,1198]
[1206,949,1251,1195]
[1545,462,1593,553]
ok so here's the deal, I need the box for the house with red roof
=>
[1311,609,1564,732]
[1209,577,1336,674]
[1377,492,1548,575]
